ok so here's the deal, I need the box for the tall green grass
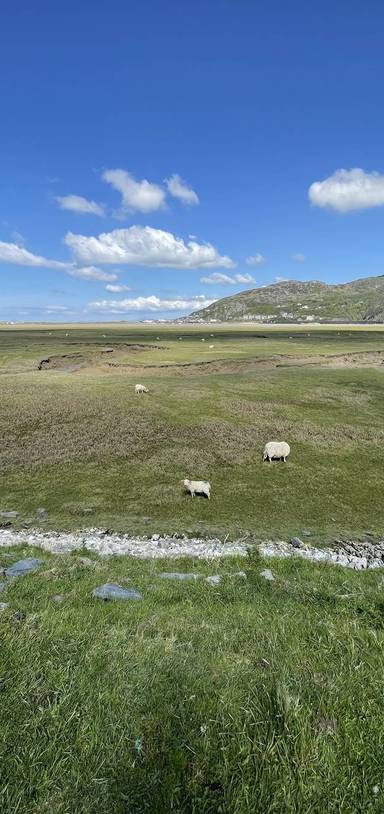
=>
[1,549,384,813]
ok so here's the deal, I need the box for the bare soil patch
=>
[38,344,167,371]
[104,349,384,377]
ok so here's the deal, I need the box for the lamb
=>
[183,478,211,499]
[263,441,290,463]
[135,384,149,395]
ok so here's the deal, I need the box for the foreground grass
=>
[1,547,384,813]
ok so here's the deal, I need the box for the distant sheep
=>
[209,344,214,348]
[263,441,290,463]
[183,478,211,499]
[135,384,149,395]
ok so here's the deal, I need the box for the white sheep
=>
[209,344,214,349]
[183,478,211,499]
[135,384,149,395]
[263,441,290,463]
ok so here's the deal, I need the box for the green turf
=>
[1,325,384,541]
[0,548,384,813]
[1,325,384,812]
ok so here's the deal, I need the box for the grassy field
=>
[1,546,384,813]
[1,324,384,812]
[1,324,384,541]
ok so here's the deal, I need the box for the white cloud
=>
[309,168,384,212]
[275,276,289,282]
[67,266,118,282]
[45,305,69,312]
[0,241,68,269]
[200,271,255,285]
[102,169,165,214]
[165,174,199,205]
[105,283,131,292]
[200,272,235,285]
[245,253,266,266]
[88,294,216,313]
[55,194,105,217]
[65,226,234,269]
[234,273,255,284]
[291,253,306,262]
[0,240,116,282]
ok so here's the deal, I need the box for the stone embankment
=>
[1,528,384,569]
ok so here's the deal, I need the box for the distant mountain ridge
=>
[184,275,384,323]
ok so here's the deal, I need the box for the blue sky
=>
[1,0,384,322]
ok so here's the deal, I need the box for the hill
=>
[185,275,384,323]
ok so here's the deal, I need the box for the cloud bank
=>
[105,283,131,292]
[55,195,105,216]
[88,294,215,313]
[309,168,384,212]
[245,253,265,266]
[65,226,234,269]
[200,271,255,285]
[102,169,166,214]
[0,241,116,281]
[165,174,199,205]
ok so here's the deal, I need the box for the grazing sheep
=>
[135,384,149,395]
[263,441,290,463]
[209,344,214,348]
[183,478,211,499]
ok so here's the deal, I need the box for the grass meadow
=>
[1,324,384,541]
[1,324,384,812]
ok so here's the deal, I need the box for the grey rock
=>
[0,602,9,611]
[290,537,305,549]
[205,575,221,585]
[160,572,199,581]
[76,556,98,569]
[5,558,43,577]
[232,571,247,579]
[348,556,368,570]
[11,611,26,622]
[36,508,47,519]
[51,594,65,603]
[0,582,6,594]
[260,569,275,581]
[0,511,18,518]
[335,554,350,567]
[151,534,160,541]
[303,530,312,538]
[21,520,34,528]
[92,583,142,601]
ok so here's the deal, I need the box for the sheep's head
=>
[182,479,191,488]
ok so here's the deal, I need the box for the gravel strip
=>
[0,528,383,569]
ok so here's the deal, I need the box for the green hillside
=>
[186,275,384,323]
